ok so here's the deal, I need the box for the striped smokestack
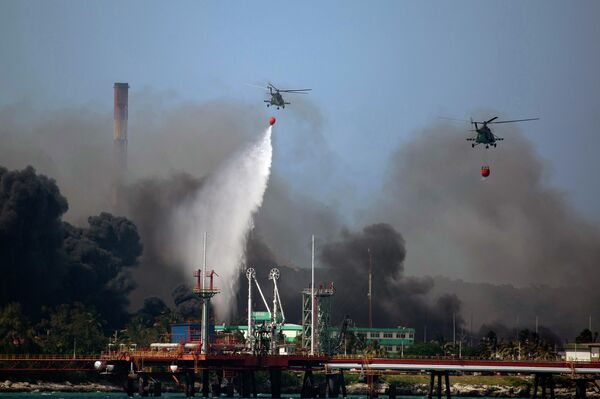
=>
[113,82,129,171]
[112,82,129,209]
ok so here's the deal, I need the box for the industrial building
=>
[344,326,415,354]
[562,343,600,362]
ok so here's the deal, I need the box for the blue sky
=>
[2,0,599,220]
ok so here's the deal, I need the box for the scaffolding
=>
[302,283,334,354]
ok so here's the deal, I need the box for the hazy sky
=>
[1,0,599,220]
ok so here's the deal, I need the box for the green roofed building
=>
[330,326,415,354]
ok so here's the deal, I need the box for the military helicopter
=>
[442,116,539,148]
[252,83,311,109]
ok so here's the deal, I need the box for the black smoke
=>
[319,223,462,340]
[237,224,462,341]
[0,166,142,327]
[0,166,68,313]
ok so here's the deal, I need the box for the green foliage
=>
[36,303,107,355]
[575,328,597,343]
[121,299,179,347]
[460,345,482,357]
[403,342,444,356]
[0,303,37,353]
[363,339,386,356]
[478,329,557,360]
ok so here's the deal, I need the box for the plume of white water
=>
[170,127,273,319]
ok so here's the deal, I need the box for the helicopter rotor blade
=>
[279,89,312,93]
[245,83,270,91]
[485,116,499,124]
[438,117,470,123]
[268,82,280,92]
[280,91,310,95]
[488,118,540,124]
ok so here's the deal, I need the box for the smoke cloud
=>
[368,121,600,338]
[319,223,462,338]
[3,93,599,340]
[0,166,141,327]
[123,173,203,305]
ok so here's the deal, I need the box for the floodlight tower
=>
[268,268,285,354]
[192,233,219,355]
[246,268,256,351]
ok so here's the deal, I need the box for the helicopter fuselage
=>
[264,91,289,108]
[467,124,503,148]
[475,126,496,144]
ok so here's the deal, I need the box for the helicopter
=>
[442,116,539,148]
[253,83,311,109]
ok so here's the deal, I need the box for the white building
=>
[563,343,600,361]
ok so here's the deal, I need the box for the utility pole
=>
[470,312,473,347]
[453,312,456,345]
[368,248,373,329]
[590,315,592,332]
[535,315,539,334]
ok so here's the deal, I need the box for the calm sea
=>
[0,395,499,399]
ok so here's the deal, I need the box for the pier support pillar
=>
[301,369,315,398]
[532,374,556,399]
[225,378,235,398]
[240,371,256,398]
[202,369,210,398]
[339,370,347,399]
[212,370,223,397]
[388,382,397,399]
[326,372,339,398]
[152,380,162,397]
[270,368,282,399]
[428,371,450,399]
[125,377,135,398]
[139,375,149,397]
[185,370,196,397]
[575,380,587,399]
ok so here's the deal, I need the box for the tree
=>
[121,299,177,347]
[0,303,37,353]
[576,328,594,343]
[36,303,107,355]
[403,342,444,357]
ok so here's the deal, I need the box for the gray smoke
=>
[3,93,598,339]
[368,121,600,338]
[123,173,204,306]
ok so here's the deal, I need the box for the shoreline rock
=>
[2,379,600,397]
[0,380,122,393]
[345,382,600,398]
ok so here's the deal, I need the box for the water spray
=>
[171,119,274,320]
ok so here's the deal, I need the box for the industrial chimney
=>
[112,82,129,209]
[113,82,129,171]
